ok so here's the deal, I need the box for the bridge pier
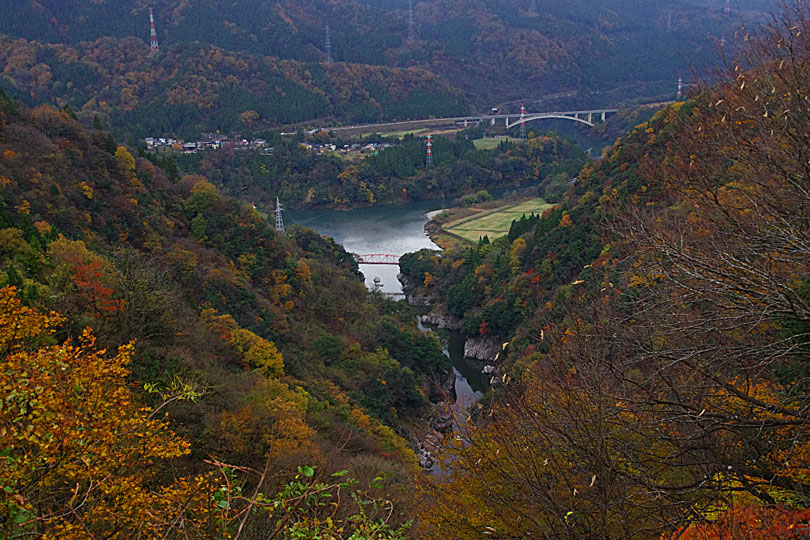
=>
[587,112,593,123]
[601,111,606,122]
[505,117,509,127]
[491,117,496,126]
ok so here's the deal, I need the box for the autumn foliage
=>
[0,287,411,539]
[0,286,219,536]
[0,35,467,137]
[670,506,810,540]
[412,3,810,538]
[0,51,444,538]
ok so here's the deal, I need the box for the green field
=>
[473,136,519,150]
[442,198,554,243]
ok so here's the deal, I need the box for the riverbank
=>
[424,196,555,249]
[278,181,542,213]
[286,199,494,471]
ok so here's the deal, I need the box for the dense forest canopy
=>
[0,35,469,138]
[404,2,810,537]
[5,0,810,538]
[172,130,587,209]
[0,82,450,537]
[0,0,777,134]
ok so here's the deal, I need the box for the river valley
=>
[288,200,446,295]
[288,201,488,467]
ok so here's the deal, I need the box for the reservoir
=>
[287,200,447,295]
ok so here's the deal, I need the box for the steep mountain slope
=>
[408,4,810,536]
[0,88,451,536]
[0,36,467,138]
[1,0,774,108]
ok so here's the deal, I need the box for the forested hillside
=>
[174,129,586,208]
[406,4,810,537]
[0,87,448,537]
[1,0,773,117]
[5,0,810,538]
[0,36,468,139]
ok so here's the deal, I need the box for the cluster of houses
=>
[144,133,271,154]
[301,141,393,155]
[144,134,394,158]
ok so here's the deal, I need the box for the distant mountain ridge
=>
[0,35,468,138]
[2,0,774,108]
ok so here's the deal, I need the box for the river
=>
[288,200,444,295]
[287,200,488,400]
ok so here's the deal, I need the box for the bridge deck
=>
[328,108,619,134]
[356,254,400,265]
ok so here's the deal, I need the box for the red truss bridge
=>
[356,254,400,265]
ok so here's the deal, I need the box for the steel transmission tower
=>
[724,0,731,15]
[676,76,683,100]
[529,0,537,16]
[149,7,159,51]
[325,25,333,63]
[425,135,433,168]
[519,104,527,140]
[275,198,285,234]
[408,0,415,43]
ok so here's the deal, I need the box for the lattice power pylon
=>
[724,0,731,15]
[425,135,433,168]
[275,198,285,234]
[408,0,415,43]
[149,8,159,52]
[677,76,683,100]
[325,24,333,63]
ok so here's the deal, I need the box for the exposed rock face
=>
[407,293,435,307]
[420,310,461,330]
[430,401,456,433]
[416,441,434,469]
[398,272,437,307]
[464,336,502,361]
[411,400,453,470]
[442,368,457,397]
[416,429,444,469]
[426,368,456,403]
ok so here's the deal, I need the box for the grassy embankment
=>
[472,136,520,150]
[428,198,554,248]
